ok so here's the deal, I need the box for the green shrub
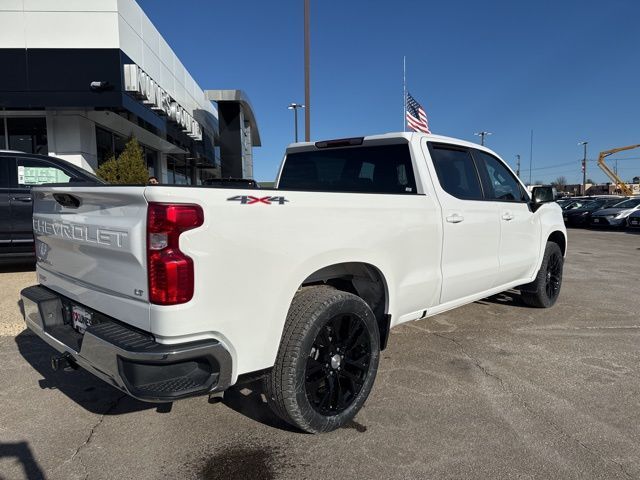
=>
[96,137,149,184]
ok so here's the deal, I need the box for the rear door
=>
[473,149,540,284]
[425,142,501,303]
[0,158,11,254]
[8,156,79,253]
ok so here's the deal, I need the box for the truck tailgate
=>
[32,186,150,330]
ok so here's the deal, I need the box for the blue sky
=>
[138,0,640,184]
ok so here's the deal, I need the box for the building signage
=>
[123,64,203,141]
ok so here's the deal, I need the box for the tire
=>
[520,241,564,308]
[264,286,380,433]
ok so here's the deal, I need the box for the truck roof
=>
[286,132,499,156]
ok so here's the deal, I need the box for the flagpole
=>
[403,56,406,132]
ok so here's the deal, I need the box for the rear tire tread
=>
[264,285,379,433]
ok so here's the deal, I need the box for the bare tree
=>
[551,176,568,191]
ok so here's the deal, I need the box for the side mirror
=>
[530,186,557,211]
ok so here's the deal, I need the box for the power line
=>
[529,161,576,171]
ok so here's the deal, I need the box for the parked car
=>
[20,133,566,433]
[558,198,588,209]
[203,178,260,188]
[563,198,627,227]
[627,210,640,229]
[0,150,103,258]
[561,199,595,211]
[590,197,640,227]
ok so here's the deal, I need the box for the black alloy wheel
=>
[520,241,564,308]
[264,286,380,433]
[545,251,562,301]
[304,313,371,416]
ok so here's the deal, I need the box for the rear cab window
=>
[278,143,417,194]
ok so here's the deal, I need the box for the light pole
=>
[516,154,521,177]
[474,131,492,146]
[578,141,588,195]
[288,103,305,143]
[304,0,311,141]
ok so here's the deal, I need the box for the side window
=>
[15,158,72,188]
[474,150,527,202]
[428,144,483,200]
[0,157,9,188]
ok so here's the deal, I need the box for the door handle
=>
[446,213,464,223]
[502,213,514,221]
[11,196,32,202]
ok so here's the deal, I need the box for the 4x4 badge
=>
[227,195,289,205]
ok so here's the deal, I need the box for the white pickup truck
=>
[21,132,566,433]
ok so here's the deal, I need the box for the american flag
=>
[406,92,431,134]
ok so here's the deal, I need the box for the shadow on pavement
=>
[14,332,297,431]
[475,290,530,309]
[222,379,300,433]
[14,331,161,416]
[0,441,45,480]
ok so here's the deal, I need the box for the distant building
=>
[0,0,260,184]
[562,183,640,196]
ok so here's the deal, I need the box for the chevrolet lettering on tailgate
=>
[32,217,129,249]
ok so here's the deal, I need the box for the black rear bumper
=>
[21,285,232,402]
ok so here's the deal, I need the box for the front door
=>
[425,143,501,304]
[473,149,540,284]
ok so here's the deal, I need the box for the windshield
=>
[612,198,640,209]
[580,201,605,211]
[564,200,593,210]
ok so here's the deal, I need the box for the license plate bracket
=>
[71,306,93,334]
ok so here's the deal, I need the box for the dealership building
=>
[0,0,260,184]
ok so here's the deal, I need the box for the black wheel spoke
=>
[316,327,331,347]
[344,322,364,348]
[335,377,347,410]
[318,385,332,410]
[344,356,368,372]
[339,368,363,385]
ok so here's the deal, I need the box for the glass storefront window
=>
[143,147,156,177]
[113,134,126,158]
[96,126,158,177]
[7,117,48,154]
[167,155,191,184]
[96,126,114,165]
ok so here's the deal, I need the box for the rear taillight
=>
[147,203,204,305]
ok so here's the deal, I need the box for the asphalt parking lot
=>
[1,228,639,480]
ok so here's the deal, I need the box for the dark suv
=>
[1,151,103,258]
